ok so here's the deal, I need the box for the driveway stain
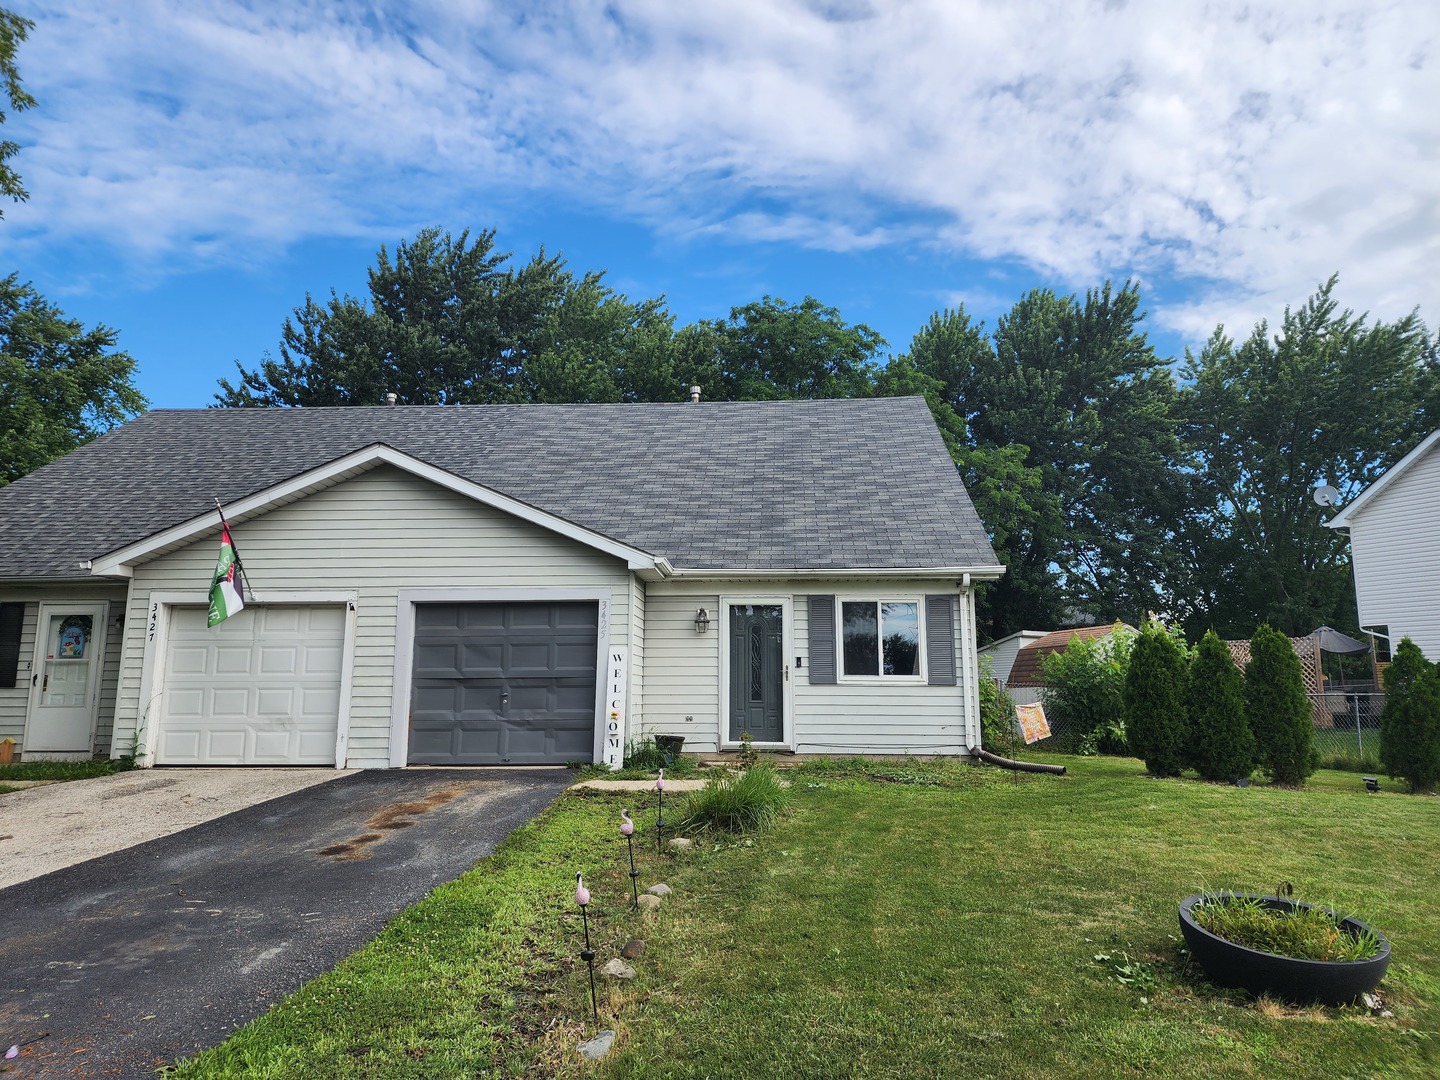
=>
[318,786,464,861]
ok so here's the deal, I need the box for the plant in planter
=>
[1178,886,1390,1005]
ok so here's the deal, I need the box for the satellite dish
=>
[1313,484,1339,508]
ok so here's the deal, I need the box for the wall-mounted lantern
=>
[694,607,711,634]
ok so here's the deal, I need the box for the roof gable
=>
[1328,430,1440,529]
[0,398,1002,580]
[88,444,670,579]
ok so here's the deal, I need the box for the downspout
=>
[959,573,976,755]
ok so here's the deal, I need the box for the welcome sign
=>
[604,645,628,768]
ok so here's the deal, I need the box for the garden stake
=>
[620,809,639,908]
[575,872,598,1020]
[655,768,665,854]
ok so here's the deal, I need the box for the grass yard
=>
[170,757,1439,1079]
[0,757,133,785]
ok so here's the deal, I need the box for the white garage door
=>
[158,605,345,765]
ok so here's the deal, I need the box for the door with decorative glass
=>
[25,603,108,754]
[727,603,784,743]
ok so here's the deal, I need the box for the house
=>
[1000,624,1134,706]
[0,397,1004,768]
[1327,430,1440,661]
[977,629,1048,686]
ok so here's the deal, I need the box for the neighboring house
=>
[977,630,1048,686]
[1327,430,1440,661]
[0,398,1004,768]
[1001,624,1134,707]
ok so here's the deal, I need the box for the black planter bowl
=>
[1178,893,1390,1005]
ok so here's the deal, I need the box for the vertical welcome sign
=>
[604,645,628,769]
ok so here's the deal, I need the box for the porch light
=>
[694,607,711,634]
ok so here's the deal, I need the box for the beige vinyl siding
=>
[1347,442,1440,660]
[793,587,968,755]
[113,465,634,767]
[0,584,129,756]
[640,588,722,750]
[629,577,645,734]
[642,579,973,755]
[0,602,35,746]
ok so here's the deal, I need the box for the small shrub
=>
[1192,895,1381,962]
[1040,626,1135,755]
[1186,631,1256,782]
[674,762,789,834]
[1245,624,1316,786]
[1379,637,1440,794]
[978,658,1017,752]
[736,730,758,768]
[1124,623,1190,776]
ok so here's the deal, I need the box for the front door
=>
[25,603,108,754]
[728,603,784,743]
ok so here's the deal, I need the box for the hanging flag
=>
[207,521,246,627]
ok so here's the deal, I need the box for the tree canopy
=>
[1177,277,1437,637]
[0,5,34,213]
[0,276,147,485]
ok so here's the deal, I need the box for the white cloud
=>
[5,0,1438,333]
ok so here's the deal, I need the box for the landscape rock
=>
[646,883,672,896]
[579,1030,615,1060]
[637,893,662,911]
[621,938,646,959]
[667,837,694,852]
[602,958,636,979]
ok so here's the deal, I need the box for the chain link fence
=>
[1309,691,1384,768]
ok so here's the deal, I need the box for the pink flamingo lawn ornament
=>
[576,871,598,1019]
[620,809,640,908]
[655,768,666,854]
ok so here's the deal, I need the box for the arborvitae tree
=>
[1186,630,1256,782]
[1124,624,1190,776]
[1244,624,1316,786]
[1379,638,1440,794]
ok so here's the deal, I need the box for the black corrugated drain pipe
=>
[970,746,1067,775]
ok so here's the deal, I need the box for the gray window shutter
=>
[0,603,23,689]
[808,595,837,684]
[925,595,957,686]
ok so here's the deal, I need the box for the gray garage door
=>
[408,601,600,765]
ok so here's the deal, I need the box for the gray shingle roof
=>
[0,397,999,578]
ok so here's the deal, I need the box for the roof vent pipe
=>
[689,385,701,403]
[384,392,398,407]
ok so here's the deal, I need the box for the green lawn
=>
[0,757,133,783]
[171,757,1439,1079]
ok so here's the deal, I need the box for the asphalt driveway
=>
[0,768,573,1079]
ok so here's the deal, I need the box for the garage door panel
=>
[408,602,598,765]
[260,607,300,633]
[259,646,297,675]
[158,605,344,766]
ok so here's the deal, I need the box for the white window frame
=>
[836,596,927,683]
[717,595,795,752]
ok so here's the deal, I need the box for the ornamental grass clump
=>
[1192,895,1381,963]
[674,762,789,834]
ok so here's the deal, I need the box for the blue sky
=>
[4,1,1437,408]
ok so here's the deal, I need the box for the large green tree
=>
[674,295,884,402]
[1177,277,1438,637]
[0,276,147,484]
[910,284,1184,638]
[215,227,679,407]
[0,6,34,213]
